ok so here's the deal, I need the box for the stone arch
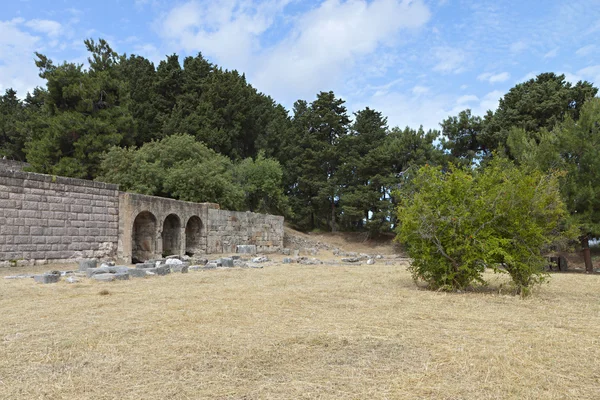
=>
[162,214,182,256]
[132,211,157,263]
[185,216,204,255]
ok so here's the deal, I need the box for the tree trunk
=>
[331,194,336,232]
[581,236,593,273]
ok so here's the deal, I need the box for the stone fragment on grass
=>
[66,276,80,283]
[4,274,34,279]
[342,257,360,263]
[92,273,116,282]
[367,259,375,265]
[128,268,149,278]
[136,262,155,269]
[252,256,269,263]
[79,259,97,271]
[220,257,234,268]
[33,273,61,284]
[165,258,183,266]
[171,264,189,273]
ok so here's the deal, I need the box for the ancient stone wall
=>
[0,169,119,265]
[0,169,285,265]
[117,192,218,263]
[0,159,31,172]
[206,209,284,254]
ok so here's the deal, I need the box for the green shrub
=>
[396,158,573,295]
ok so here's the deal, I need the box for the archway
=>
[185,216,203,256]
[162,214,181,256]
[132,211,157,263]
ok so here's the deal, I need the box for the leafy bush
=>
[396,158,573,295]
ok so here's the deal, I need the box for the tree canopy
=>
[0,38,598,253]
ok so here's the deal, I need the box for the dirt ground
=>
[1,233,600,399]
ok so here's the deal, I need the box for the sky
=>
[1,0,599,130]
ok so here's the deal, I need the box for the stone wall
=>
[0,169,119,265]
[0,159,30,172]
[0,169,285,265]
[206,209,284,253]
[117,192,219,263]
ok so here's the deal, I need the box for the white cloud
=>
[160,0,431,103]
[0,19,44,96]
[544,48,559,59]
[456,94,478,105]
[24,19,62,37]
[412,85,429,96]
[432,46,466,74]
[477,71,510,84]
[576,44,597,56]
[475,90,503,114]
[161,0,290,69]
[578,65,600,85]
[509,40,527,54]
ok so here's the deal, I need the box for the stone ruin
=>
[0,160,284,267]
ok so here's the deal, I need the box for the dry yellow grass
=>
[1,261,600,399]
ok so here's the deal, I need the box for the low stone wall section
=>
[206,209,284,253]
[0,169,119,265]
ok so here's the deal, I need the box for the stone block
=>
[220,257,234,267]
[113,272,130,280]
[34,273,60,284]
[128,268,149,278]
[170,264,189,273]
[136,262,156,269]
[236,245,257,254]
[91,273,115,282]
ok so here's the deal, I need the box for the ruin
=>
[0,160,284,266]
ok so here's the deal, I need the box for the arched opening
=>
[162,214,181,257]
[185,216,203,256]
[132,211,157,263]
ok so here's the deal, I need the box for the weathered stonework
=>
[0,167,284,266]
[0,169,119,264]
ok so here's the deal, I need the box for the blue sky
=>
[1,0,599,130]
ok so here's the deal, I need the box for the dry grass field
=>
[1,258,600,399]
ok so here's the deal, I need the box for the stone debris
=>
[136,262,155,269]
[128,268,150,278]
[205,262,219,269]
[78,259,97,271]
[300,247,319,256]
[366,259,375,265]
[376,255,383,259]
[281,248,291,255]
[92,273,116,282]
[252,256,269,263]
[247,263,264,269]
[341,257,360,263]
[170,264,189,273]
[34,272,61,284]
[65,276,80,283]
[220,257,234,267]
[299,257,322,265]
[165,258,183,266]
[233,260,248,268]
[4,274,34,279]
[283,257,293,264]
